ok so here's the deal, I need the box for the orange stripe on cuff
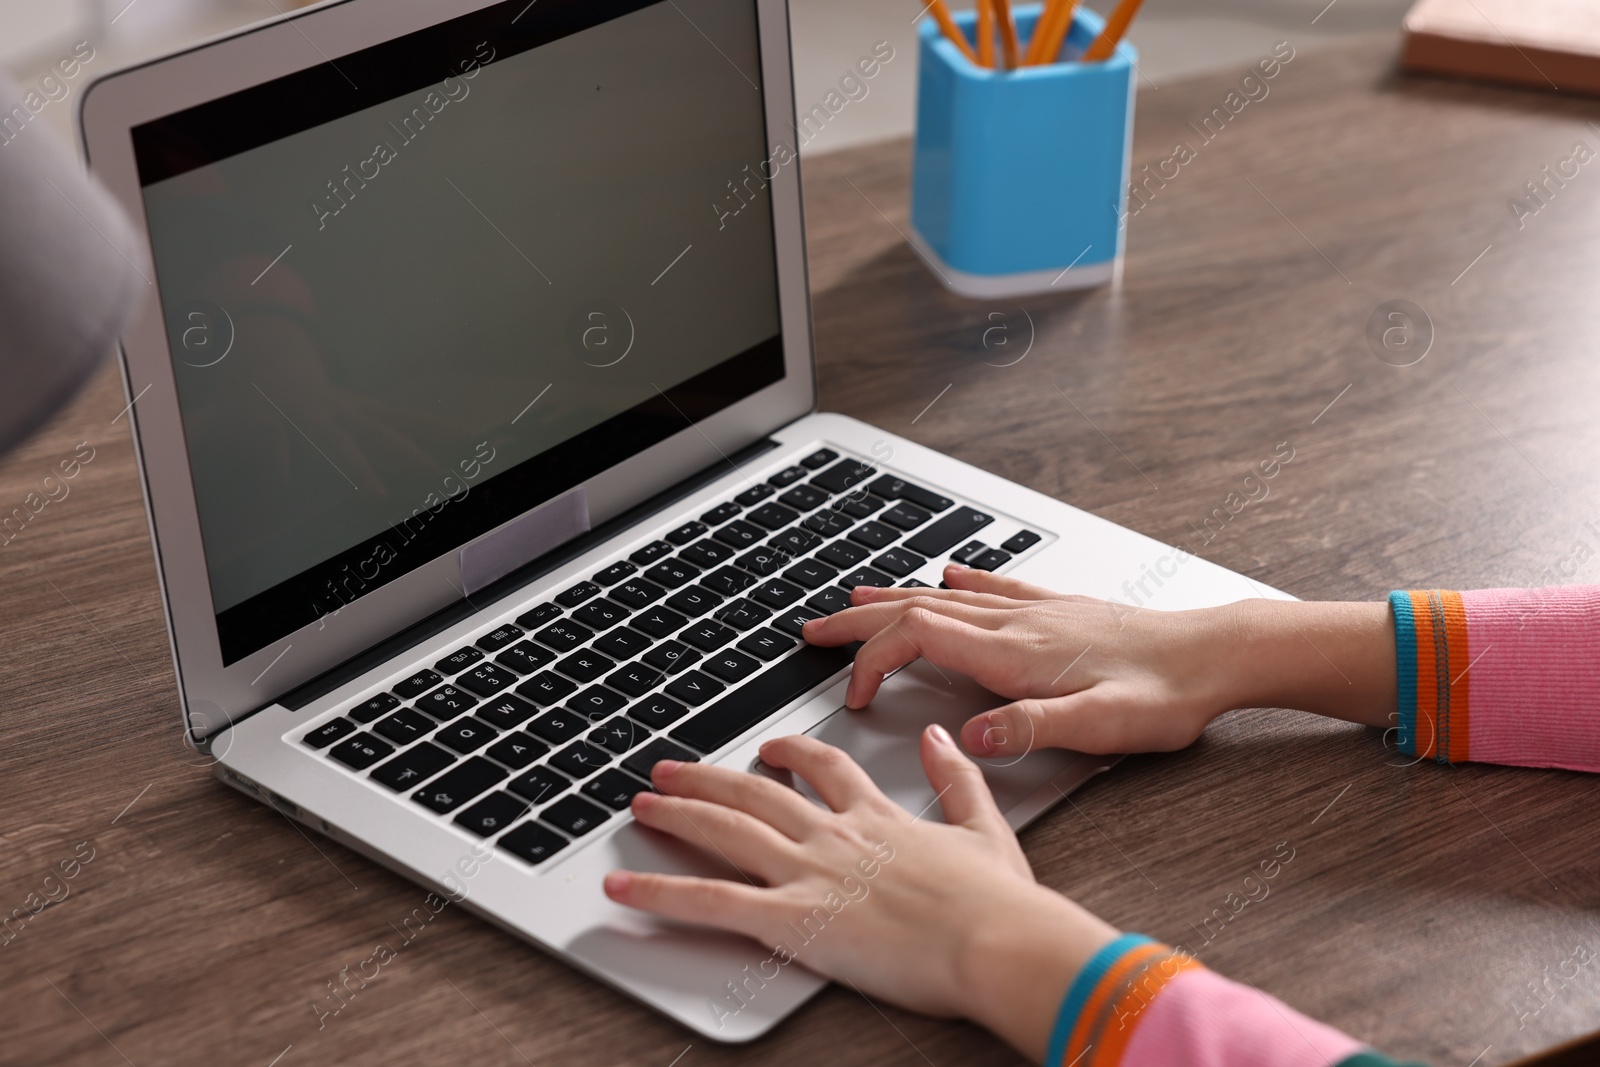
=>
[1408,591,1440,760]
[1089,953,1204,1067]
[1440,590,1470,762]
[1063,941,1168,1065]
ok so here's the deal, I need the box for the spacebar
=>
[670,643,855,754]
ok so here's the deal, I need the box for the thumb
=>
[919,723,1008,833]
[961,693,1126,758]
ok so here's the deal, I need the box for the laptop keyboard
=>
[297,447,1044,868]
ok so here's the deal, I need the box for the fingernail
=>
[844,679,860,708]
[652,760,682,780]
[964,714,998,755]
[633,790,660,809]
[603,871,632,897]
[946,561,968,572]
[929,723,955,747]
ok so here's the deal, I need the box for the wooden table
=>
[5,32,1599,1067]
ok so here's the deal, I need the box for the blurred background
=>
[4,0,1413,153]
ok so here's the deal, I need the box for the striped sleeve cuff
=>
[1045,934,1201,1067]
[1389,589,1471,763]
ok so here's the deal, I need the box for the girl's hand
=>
[802,565,1396,758]
[604,728,1118,1059]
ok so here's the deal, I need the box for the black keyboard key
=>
[802,509,853,538]
[681,620,736,652]
[416,684,478,720]
[799,447,838,470]
[623,736,700,779]
[305,717,357,749]
[704,648,762,683]
[817,540,869,569]
[507,765,570,805]
[583,769,652,810]
[517,671,579,707]
[550,741,613,780]
[330,733,394,770]
[902,578,932,587]
[629,694,691,731]
[811,459,875,493]
[702,566,757,597]
[768,465,807,488]
[571,685,628,719]
[774,606,822,638]
[497,640,555,675]
[541,795,611,836]
[643,640,700,674]
[435,717,499,754]
[748,502,800,530]
[573,598,628,631]
[783,558,839,590]
[682,538,735,568]
[498,822,569,865]
[644,559,700,589]
[350,693,400,723]
[751,578,805,610]
[712,520,763,549]
[739,628,796,661]
[631,605,688,639]
[665,670,726,706]
[839,566,894,591]
[589,717,648,754]
[734,483,775,507]
[394,668,443,700]
[373,707,434,745]
[665,585,722,617]
[839,493,886,519]
[848,521,899,550]
[1001,529,1043,553]
[873,547,928,578]
[666,520,708,546]
[881,503,932,531]
[370,741,455,791]
[435,645,484,675]
[807,586,852,614]
[629,540,674,565]
[455,791,529,837]
[555,581,601,608]
[700,500,741,526]
[611,579,666,610]
[778,484,829,511]
[412,757,507,813]
[594,626,652,660]
[485,731,548,769]
[533,619,594,652]
[476,624,525,653]
[593,560,637,585]
[905,506,995,556]
[737,546,790,577]
[671,644,854,754]
[972,548,1013,571]
[714,598,773,631]
[769,526,824,557]
[515,602,562,629]
[866,475,954,513]
[475,694,540,730]
[457,661,519,697]
[608,662,667,698]
[952,540,988,565]
[556,650,616,684]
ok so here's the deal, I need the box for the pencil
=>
[926,0,978,65]
[1022,0,1065,65]
[1025,0,1080,66]
[992,0,1021,69]
[1082,0,1146,61]
[976,0,995,68]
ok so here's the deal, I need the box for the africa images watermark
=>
[0,841,96,949]
[1,442,98,548]
[1,41,96,148]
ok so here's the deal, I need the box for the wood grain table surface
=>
[4,30,1600,1067]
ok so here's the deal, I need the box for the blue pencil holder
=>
[910,4,1136,297]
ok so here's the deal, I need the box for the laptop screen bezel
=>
[79,0,815,743]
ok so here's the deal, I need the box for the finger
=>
[962,690,1167,757]
[844,605,999,708]
[651,758,827,841]
[603,868,776,939]
[919,723,1010,836]
[848,584,1023,610]
[941,563,1064,601]
[756,735,884,813]
[803,594,1009,651]
[631,791,800,883]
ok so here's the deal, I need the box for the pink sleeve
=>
[1390,585,1600,770]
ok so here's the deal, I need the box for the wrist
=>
[955,882,1119,1061]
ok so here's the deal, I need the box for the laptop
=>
[79,0,1282,1041]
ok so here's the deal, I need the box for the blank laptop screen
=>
[131,0,784,664]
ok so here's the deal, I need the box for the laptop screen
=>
[131,0,785,665]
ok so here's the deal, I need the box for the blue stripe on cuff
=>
[1389,591,1417,756]
[1044,933,1152,1067]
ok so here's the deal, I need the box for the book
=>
[1401,0,1600,96]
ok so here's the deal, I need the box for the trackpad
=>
[784,659,1088,822]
